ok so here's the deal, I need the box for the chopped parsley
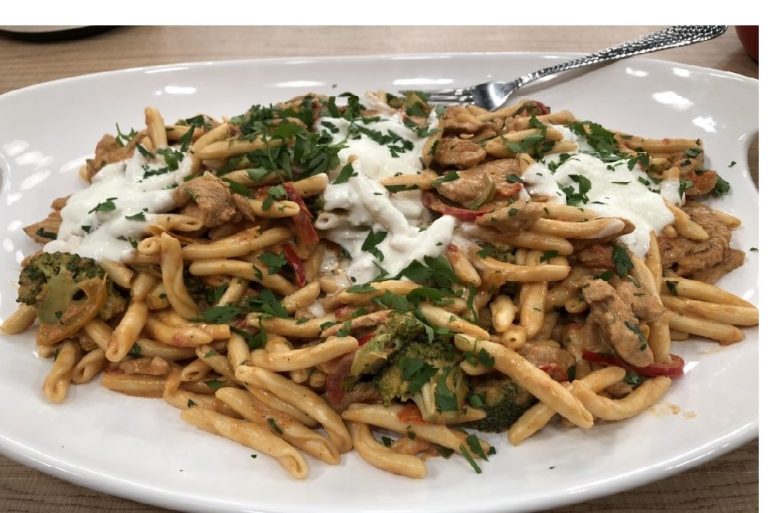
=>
[205,283,228,305]
[399,357,438,394]
[559,175,591,205]
[468,393,484,408]
[114,123,137,146]
[262,185,287,211]
[34,228,57,239]
[196,305,244,323]
[223,178,252,197]
[136,143,154,159]
[624,370,644,386]
[611,244,633,278]
[246,168,275,185]
[466,434,487,461]
[435,370,458,412]
[258,252,288,275]
[384,184,418,193]
[548,153,572,173]
[117,236,138,248]
[679,179,693,198]
[125,212,146,222]
[361,229,387,261]
[267,417,284,435]
[465,347,495,368]
[568,121,620,160]
[627,152,650,171]
[684,147,702,158]
[333,163,357,184]
[504,133,551,159]
[347,283,377,294]
[665,281,679,296]
[348,123,414,158]
[179,126,195,152]
[89,197,117,214]
[373,291,411,312]
[232,326,267,350]
[459,444,482,474]
[245,289,289,318]
[432,170,460,186]
[625,321,648,351]
[403,116,436,137]
[204,379,225,390]
[397,256,457,290]
[711,176,731,197]
[540,250,559,262]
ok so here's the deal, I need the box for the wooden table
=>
[0,26,758,513]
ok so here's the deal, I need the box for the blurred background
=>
[0,26,758,95]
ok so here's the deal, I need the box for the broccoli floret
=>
[18,252,126,339]
[375,338,468,423]
[19,252,104,306]
[349,312,425,378]
[465,377,536,432]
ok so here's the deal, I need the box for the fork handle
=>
[508,26,727,93]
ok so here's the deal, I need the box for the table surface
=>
[0,26,758,513]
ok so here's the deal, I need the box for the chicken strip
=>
[582,280,654,368]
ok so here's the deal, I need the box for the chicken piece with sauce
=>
[582,279,654,368]
[658,203,744,283]
[173,172,240,228]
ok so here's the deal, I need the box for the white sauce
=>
[522,152,680,256]
[45,151,192,261]
[317,157,454,284]
[318,112,434,181]
[315,110,452,284]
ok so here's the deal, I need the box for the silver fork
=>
[409,26,728,111]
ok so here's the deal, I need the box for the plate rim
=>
[0,52,759,513]
[0,51,759,101]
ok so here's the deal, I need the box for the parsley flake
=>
[89,197,117,214]
[125,212,146,222]
[362,229,387,261]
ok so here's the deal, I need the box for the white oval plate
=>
[0,54,758,513]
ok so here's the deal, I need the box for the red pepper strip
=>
[356,331,376,346]
[537,363,569,383]
[582,351,685,378]
[532,100,551,116]
[421,190,486,222]
[283,182,319,246]
[397,403,425,425]
[325,353,354,406]
[282,244,306,288]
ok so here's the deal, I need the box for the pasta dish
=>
[0,92,758,479]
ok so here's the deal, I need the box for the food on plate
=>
[1,91,758,479]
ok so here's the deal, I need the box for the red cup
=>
[735,26,758,63]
